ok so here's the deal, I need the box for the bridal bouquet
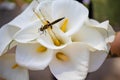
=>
[0,0,115,80]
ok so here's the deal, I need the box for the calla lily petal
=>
[87,19,99,25]
[49,42,89,80]
[0,25,20,55]
[0,54,29,80]
[106,24,115,43]
[72,25,107,51]
[14,20,40,43]
[51,0,88,36]
[88,19,109,30]
[9,0,39,28]
[88,50,107,72]
[16,43,53,70]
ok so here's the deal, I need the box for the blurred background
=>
[0,0,120,80]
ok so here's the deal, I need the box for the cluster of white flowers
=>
[0,0,115,80]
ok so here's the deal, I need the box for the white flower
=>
[14,0,88,49]
[0,54,29,80]
[71,19,115,72]
[49,42,90,80]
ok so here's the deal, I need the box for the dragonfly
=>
[40,17,65,31]
[33,9,65,33]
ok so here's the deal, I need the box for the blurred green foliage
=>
[7,0,32,3]
[92,0,120,27]
[23,0,32,3]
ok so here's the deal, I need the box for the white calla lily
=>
[71,19,115,72]
[0,54,29,80]
[16,43,53,70]
[84,19,115,72]
[49,42,90,80]
[14,0,88,49]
